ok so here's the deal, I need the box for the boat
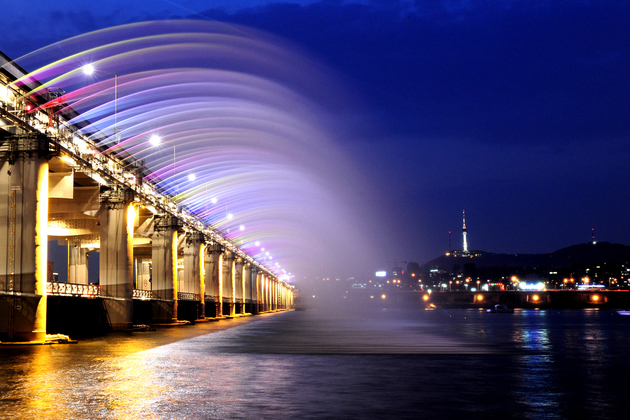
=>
[617,310,630,316]
[486,304,514,313]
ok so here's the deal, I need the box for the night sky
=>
[3,1,629,278]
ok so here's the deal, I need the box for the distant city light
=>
[375,271,386,277]
[519,282,545,291]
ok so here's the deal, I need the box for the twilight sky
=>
[3,0,630,277]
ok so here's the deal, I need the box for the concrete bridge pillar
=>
[0,135,49,341]
[134,257,151,290]
[99,189,135,330]
[68,240,89,285]
[243,263,253,314]
[151,215,179,323]
[272,279,278,311]
[183,232,205,320]
[262,274,269,312]
[204,243,222,318]
[253,267,262,314]
[222,251,235,316]
[234,257,244,314]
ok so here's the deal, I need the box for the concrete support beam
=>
[204,243,222,318]
[68,241,89,285]
[0,136,49,341]
[135,257,151,290]
[222,251,235,316]
[99,189,135,330]
[234,258,244,314]
[272,279,277,311]
[151,215,178,323]
[243,263,253,314]
[261,274,268,312]
[183,232,205,320]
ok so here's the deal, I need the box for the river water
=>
[1,307,629,419]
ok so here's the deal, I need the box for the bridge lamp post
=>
[149,135,180,198]
[82,64,119,143]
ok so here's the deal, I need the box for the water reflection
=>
[2,310,629,419]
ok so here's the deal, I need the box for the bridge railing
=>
[133,289,156,300]
[177,292,200,301]
[46,282,100,297]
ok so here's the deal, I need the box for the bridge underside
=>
[0,131,291,342]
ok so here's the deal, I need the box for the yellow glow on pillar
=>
[477,294,483,302]
[34,160,49,338]
[592,294,599,302]
[127,204,136,234]
[218,253,223,304]
[532,294,540,302]
[172,230,178,300]
[199,243,206,305]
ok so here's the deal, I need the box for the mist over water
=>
[8,20,380,279]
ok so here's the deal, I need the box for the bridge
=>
[0,51,293,342]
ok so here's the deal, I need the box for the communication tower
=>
[462,209,468,253]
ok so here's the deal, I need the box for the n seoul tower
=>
[462,209,468,253]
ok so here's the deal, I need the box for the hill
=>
[422,242,630,270]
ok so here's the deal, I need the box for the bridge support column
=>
[184,232,205,320]
[204,243,222,318]
[134,257,151,290]
[0,135,49,341]
[151,216,178,323]
[254,270,262,313]
[262,273,269,312]
[99,189,134,330]
[272,279,278,311]
[243,263,253,314]
[234,257,244,314]
[68,240,89,285]
[222,251,235,316]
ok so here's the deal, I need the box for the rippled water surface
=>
[2,308,630,419]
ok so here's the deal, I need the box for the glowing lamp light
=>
[211,197,217,204]
[592,294,600,302]
[255,241,260,246]
[381,294,386,299]
[239,225,245,231]
[82,64,95,75]
[188,173,196,181]
[149,134,161,146]
[477,294,484,302]
[227,213,233,220]
[422,294,429,301]
[532,294,540,302]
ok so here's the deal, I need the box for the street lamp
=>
[149,134,161,147]
[83,64,119,143]
[149,135,181,198]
